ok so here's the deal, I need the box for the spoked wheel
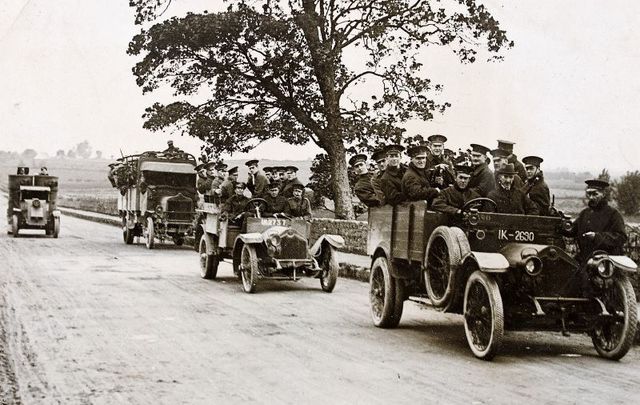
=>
[199,236,219,280]
[240,244,259,293]
[591,275,638,360]
[145,217,155,249]
[122,217,134,244]
[369,256,404,328]
[52,217,60,238]
[425,227,466,309]
[463,271,504,360]
[11,214,19,238]
[319,246,339,293]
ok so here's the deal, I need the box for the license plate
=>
[260,218,289,227]
[497,229,536,242]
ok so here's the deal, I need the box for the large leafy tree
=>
[128,0,512,219]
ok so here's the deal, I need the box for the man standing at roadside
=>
[521,155,551,216]
[246,159,270,198]
[468,144,495,197]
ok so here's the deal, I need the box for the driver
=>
[285,183,311,219]
[222,182,250,226]
[487,163,539,215]
[264,182,288,217]
[431,164,480,216]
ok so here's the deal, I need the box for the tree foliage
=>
[128,0,512,218]
[613,171,640,215]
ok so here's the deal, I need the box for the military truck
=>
[7,172,60,237]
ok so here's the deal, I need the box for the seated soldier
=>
[349,153,380,207]
[380,144,407,205]
[222,182,250,226]
[264,182,288,217]
[432,164,480,217]
[285,183,311,219]
[401,145,440,204]
[487,164,539,215]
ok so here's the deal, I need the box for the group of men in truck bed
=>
[349,135,627,267]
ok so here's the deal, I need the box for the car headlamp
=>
[268,234,281,248]
[596,259,614,278]
[524,257,543,276]
[32,199,41,208]
[155,205,163,215]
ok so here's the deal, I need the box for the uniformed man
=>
[107,163,118,187]
[491,148,524,188]
[275,166,287,184]
[281,166,303,198]
[164,140,177,153]
[223,182,251,225]
[263,167,274,182]
[39,166,48,175]
[195,162,209,195]
[487,163,539,215]
[521,155,551,216]
[497,139,527,181]
[264,182,288,216]
[198,162,217,202]
[349,154,380,207]
[425,134,454,189]
[246,159,270,198]
[468,144,496,197]
[285,183,312,219]
[220,166,238,201]
[401,145,440,204]
[370,148,387,205]
[432,164,481,216]
[379,144,407,205]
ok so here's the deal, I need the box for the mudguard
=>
[238,233,263,244]
[609,255,637,273]
[309,234,345,256]
[463,251,509,273]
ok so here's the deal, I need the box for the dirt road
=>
[1,198,639,404]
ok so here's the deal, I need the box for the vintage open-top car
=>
[198,198,344,293]
[367,198,638,360]
[114,150,197,248]
[7,173,60,238]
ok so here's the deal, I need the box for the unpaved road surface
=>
[1,198,639,404]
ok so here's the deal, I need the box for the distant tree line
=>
[0,141,104,162]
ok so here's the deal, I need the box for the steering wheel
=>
[461,197,497,214]
[244,198,269,218]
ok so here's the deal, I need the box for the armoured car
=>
[115,150,197,248]
[7,173,60,237]
[198,198,344,293]
[367,198,638,360]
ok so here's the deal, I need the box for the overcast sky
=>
[1,1,639,174]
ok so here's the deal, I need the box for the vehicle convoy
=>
[7,172,60,237]
[197,198,344,293]
[111,150,198,249]
[367,199,638,360]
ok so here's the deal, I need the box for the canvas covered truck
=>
[197,198,344,293]
[114,150,197,249]
[367,198,638,360]
[7,173,60,238]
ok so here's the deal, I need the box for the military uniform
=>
[487,186,539,215]
[509,155,527,181]
[285,197,311,218]
[223,194,250,219]
[247,170,269,198]
[371,172,386,206]
[353,172,380,207]
[469,163,495,197]
[522,173,551,216]
[401,163,440,203]
[220,179,235,201]
[380,165,406,205]
[432,185,480,215]
[265,194,289,215]
[281,177,303,199]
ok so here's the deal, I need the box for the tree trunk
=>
[325,136,354,220]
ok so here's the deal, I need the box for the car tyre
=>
[463,270,504,360]
[11,214,19,238]
[123,217,134,245]
[369,256,404,328]
[145,217,155,249]
[199,236,219,280]
[425,226,466,310]
[591,274,638,360]
[240,244,259,293]
[52,216,60,238]
[319,246,339,293]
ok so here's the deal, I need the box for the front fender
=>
[309,234,345,257]
[238,233,263,245]
[463,251,509,273]
[609,255,637,273]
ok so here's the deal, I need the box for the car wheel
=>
[240,244,259,293]
[591,274,638,360]
[425,226,466,310]
[463,271,504,360]
[199,236,219,280]
[369,256,404,328]
[319,246,339,293]
[123,217,134,245]
[11,214,19,238]
[145,217,155,249]
[52,217,60,238]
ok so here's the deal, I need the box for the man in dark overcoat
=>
[521,155,551,216]
[401,145,440,204]
[487,164,539,215]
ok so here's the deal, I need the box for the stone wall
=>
[309,218,368,255]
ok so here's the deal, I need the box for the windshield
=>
[142,171,196,188]
[21,190,49,201]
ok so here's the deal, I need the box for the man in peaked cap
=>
[497,139,527,181]
[379,144,407,205]
[264,181,288,217]
[220,166,239,201]
[426,134,454,189]
[401,145,440,204]
[222,181,251,225]
[263,167,274,182]
[281,165,303,199]
[370,148,387,205]
[350,154,380,207]
[491,148,524,189]
[285,183,312,219]
[468,144,496,197]
[197,162,216,199]
[563,179,627,264]
[245,159,270,198]
[487,163,539,215]
[521,155,551,216]
[432,164,481,217]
